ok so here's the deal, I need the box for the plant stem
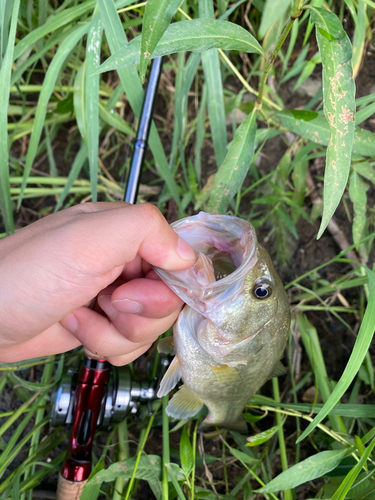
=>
[162,396,170,500]
[272,378,292,500]
[256,0,304,109]
[112,419,129,500]
[124,401,161,500]
[191,420,198,500]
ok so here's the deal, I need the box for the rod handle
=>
[56,474,88,500]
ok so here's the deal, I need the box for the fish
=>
[154,212,290,432]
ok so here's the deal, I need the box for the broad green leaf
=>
[309,7,355,239]
[18,23,90,207]
[258,447,353,493]
[85,17,103,202]
[207,109,256,214]
[331,437,375,500]
[349,170,368,248]
[98,19,263,72]
[247,418,284,447]
[274,110,375,157]
[352,0,367,79]
[81,455,162,500]
[200,0,227,167]
[0,0,19,233]
[98,0,182,210]
[179,427,194,476]
[297,266,375,442]
[259,0,292,38]
[140,0,182,82]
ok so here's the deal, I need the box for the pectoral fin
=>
[157,336,175,355]
[211,364,240,383]
[269,361,287,378]
[157,356,181,397]
[166,385,204,419]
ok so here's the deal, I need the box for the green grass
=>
[0,0,375,498]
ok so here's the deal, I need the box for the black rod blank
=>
[124,57,163,204]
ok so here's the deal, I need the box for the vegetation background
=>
[0,0,375,498]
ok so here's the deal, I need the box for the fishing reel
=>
[50,355,168,430]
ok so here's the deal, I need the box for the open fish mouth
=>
[154,212,258,314]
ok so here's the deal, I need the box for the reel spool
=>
[50,363,163,430]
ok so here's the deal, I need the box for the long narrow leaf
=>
[297,266,375,442]
[207,109,256,214]
[13,1,95,60]
[331,437,375,500]
[54,144,87,211]
[140,0,182,82]
[199,0,227,168]
[98,19,264,72]
[258,447,353,494]
[170,52,200,169]
[0,0,19,232]
[259,0,292,38]
[309,7,356,239]
[18,23,89,207]
[274,110,375,157]
[85,17,103,201]
[352,0,367,78]
[98,0,182,209]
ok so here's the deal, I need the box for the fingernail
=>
[111,298,142,314]
[98,295,119,320]
[176,236,196,261]
[61,313,78,334]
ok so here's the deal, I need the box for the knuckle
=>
[138,203,165,231]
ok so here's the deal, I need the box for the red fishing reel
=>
[50,351,168,499]
[50,356,158,432]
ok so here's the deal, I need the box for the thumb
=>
[66,202,197,272]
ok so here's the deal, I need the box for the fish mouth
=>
[154,212,258,314]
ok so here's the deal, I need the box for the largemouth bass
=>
[155,212,290,431]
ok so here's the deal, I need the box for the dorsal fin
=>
[157,356,181,398]
[166,385,204,419]
[157,336,175,355]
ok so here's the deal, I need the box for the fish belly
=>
[173,308,281,428]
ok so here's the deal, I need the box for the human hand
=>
[0,202,196,364]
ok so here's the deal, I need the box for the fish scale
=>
[154,212,290,431]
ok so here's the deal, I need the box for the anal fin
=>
[157,356,181,398]
[166,385,204,419]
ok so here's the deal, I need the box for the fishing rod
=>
[52,57,164,500]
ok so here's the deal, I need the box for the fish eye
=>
[252,283,272,300]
